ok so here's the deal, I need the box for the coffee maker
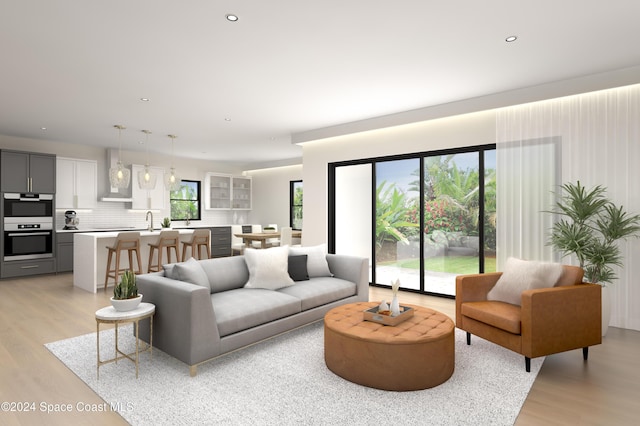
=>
[64,210,79,230]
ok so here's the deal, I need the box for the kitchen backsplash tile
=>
[55,202,248,230]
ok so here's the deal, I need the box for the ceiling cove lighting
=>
[226,14,238,22]
[137,129,157,190]
[505,35,518,42]
[164,134,182,191]
[109,124,131,189]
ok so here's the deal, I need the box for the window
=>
[290,180,303,230]
[170,180,201,221]
[330,144,496,298]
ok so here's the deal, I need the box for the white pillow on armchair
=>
[487,257,563,306]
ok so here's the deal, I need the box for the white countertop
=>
[57,224,230,233]
[74,228,198,238]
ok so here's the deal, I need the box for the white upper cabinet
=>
[205,173,251,210]
[205,173,231,210]
[131,164,167,210]
[56,157,97,209]
[231,176,251,210]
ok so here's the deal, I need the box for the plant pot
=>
[110,294,143,312]
[601,285,611,336]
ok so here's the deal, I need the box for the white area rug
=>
[46,321,542,425]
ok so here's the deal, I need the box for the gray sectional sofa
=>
[136,248,369,376]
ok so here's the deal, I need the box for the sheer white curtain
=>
[496,84,640,330]
[495,136,559,268]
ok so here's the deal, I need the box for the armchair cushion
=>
[487,257,563,305]
[461,301,522,334]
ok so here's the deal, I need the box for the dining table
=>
[234,230,302,249]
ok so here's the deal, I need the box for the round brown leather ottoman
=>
[324,301,454,391]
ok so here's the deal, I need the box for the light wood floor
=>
[1,275,638,426]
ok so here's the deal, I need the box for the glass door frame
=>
[328,143,496,298]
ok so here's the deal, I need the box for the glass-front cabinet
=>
[205,173,231,209]
[231,177,251,210]
[205,173,251,210]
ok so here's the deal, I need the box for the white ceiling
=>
[1,1,639,168]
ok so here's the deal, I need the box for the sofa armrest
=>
[455,272,502,325]
[326,254,369,300]
[137,274,222,366]
[521,283,602,357]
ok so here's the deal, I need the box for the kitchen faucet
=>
[146,210,154,231]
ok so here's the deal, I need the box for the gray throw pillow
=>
[162,263,177,279]
[174,257,211,292]
[288,254,309,281]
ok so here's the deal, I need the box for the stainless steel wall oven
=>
[3,193,54,218]
[2,193,54,261]
[3,217,53,261]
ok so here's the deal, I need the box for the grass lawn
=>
[381,255,497,275]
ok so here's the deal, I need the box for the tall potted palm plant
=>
[548,181,640,334]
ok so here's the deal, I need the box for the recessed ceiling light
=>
[40,127,47,130]
[140,97,150,102]
[505,36,518,42]
[224,117,232,122]
[226,14,238,22]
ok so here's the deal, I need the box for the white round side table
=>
[95,302,155,379]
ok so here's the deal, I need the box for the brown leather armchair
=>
[456,265,602,372]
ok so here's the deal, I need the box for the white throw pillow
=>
[288,244,333,278]
[244,246,295,290]
[487,257,563,306]
[174,257,211,292]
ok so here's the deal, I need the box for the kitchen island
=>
[73,229,197,293]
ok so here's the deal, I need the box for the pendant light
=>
[164,134,182,191]
[137,129,157,190]
[109,124,131,189]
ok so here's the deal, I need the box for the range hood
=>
[101,149,133,202]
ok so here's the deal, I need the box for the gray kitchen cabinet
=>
[56,233,74,272]
[210,226,231,258]
[1,150,56,193]
[1,259,56,278]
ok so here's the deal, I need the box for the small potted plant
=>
[161,217,171,228]
[111,270,142,311]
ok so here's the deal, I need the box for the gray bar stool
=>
[181,229,211,260]
[147,230,181,272]
[104,231,142,291]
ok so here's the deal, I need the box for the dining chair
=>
[250,224,263,248]
[279,227,293,246]
[231,225,245,255]
[265,223,279,247]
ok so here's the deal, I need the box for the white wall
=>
[248,165,303,231]
[301,110,497,246]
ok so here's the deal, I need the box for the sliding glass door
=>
[330,145,496,297]
[422,151,496,295]
[375,158,421,291]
